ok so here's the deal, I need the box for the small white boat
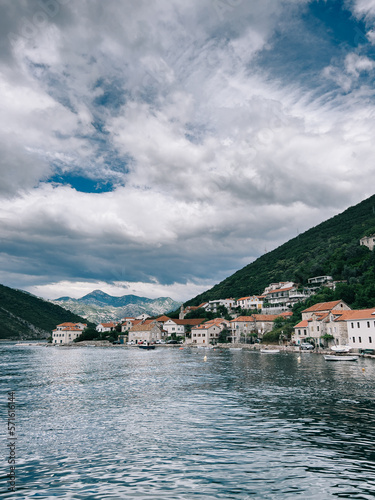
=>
[324,355,358,361]
[260,349,280,354]
[330,345,351,353]
[229,347,242,351]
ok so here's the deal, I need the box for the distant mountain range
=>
[52,290,181,323]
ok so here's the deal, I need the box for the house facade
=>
[128,322,163,343]
[342,308,375,351]
[230,314,281,341]
[190,322,223,345]
[236,296,263,310]
[96,322,117,333]
[360,234,375,251]
[292,300,351,345]
[52,322,87,344]
[163,318,205,336]
[204,299,236,313]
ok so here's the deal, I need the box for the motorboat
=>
[330,345,351,353]
[324,354,358,361]
[260,349,280,354]
[138,342,156,350]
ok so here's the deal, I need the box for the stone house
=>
[52,322,87,344]
[128,322,163,344]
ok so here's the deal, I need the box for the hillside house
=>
[236,296,263,310]
[360,234,375,251]
[179,303,208,319]
[96,322,117,333]
[204,298,236,313]
[52,322,87,344]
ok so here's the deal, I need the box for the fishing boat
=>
[138,342,156,350]
[324,354,358,361]
[260,349,280,354]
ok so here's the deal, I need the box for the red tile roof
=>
[302,301,345,313]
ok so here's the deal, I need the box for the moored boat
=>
[260,349,280,354]
[330,345,351,353]
[138,342,156,350]
[324,354,358,361]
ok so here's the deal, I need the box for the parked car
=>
[300,342,314,350]
[166,340,178,344]
[126,340,135,345]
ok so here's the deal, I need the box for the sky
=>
[1,0,375,302]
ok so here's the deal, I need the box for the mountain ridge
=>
[0,284,92,340]
[52,291,181,323]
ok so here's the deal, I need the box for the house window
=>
[351,322,354,329]
[298,329,301,335]
[368,322,370,328]
[359,337,362,343]
[353,337,355,343]
[357,322,360,328]
[317,326,320,332]
[369,337,372,344]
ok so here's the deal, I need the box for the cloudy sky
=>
[1,0,375,301]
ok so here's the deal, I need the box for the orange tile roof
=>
[335,308,375,321]
[230,316,255,323]
[129,323,159,332]
[302,301,345,313]
[294,320,308,328]
[156,315,171,322]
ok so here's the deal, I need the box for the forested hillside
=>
[0,284,91,339]
[185,194,375,308]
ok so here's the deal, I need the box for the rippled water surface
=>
[1,344,375,499]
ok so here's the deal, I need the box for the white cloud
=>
[345,53,375,76]
[0,0,375,300]
[352,0,375,19]
[27,278,214,302]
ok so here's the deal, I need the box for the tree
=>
[218,328,230,343]
[74,327,98,342]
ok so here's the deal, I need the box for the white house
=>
[52,322,87,344]
[189,319,229,345]
[204,299,236,313]
[360,234,375,251]
[163,318,205,336]
[236,296,263,310]
[96,322,117,333]
[343,308,375,351]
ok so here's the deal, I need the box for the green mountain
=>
[185,194,375,309]
[0,284,92,340]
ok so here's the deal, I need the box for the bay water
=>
[1,343,375,499]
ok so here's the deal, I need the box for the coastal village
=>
[51,273,375,355]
